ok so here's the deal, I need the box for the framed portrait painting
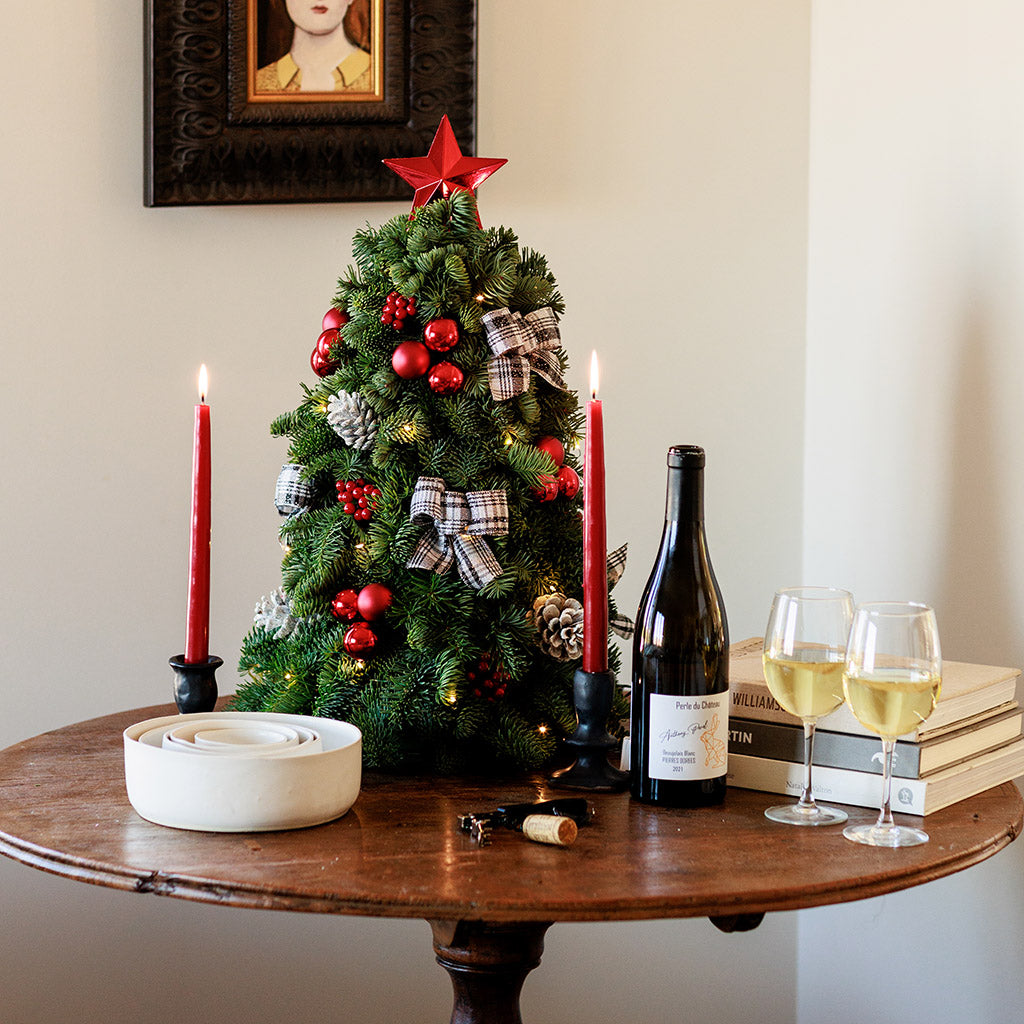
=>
[144,0,478,205]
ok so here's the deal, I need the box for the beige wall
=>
[11,3,1023,1023]
[800,2,1024,1020]
[4,2,807,1021]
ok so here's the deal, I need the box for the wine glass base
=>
[764,802,848,827]
[842,822,929,847]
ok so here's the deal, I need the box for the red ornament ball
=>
[423,318,460,352]
[357,583,393,621]
[311,347,334,378]
[344,621,377,657]
[316,328,339,358]
[556,465,580,498]
[311,327,340,377]
[428,361,464,395]
[331,589,360,621]
[536,436,565,468]
[322,308,349,332]
[533,473,560,502]
[391,340,431,379]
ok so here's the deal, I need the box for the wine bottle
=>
[630,445,729,806]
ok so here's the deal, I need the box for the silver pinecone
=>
[254,588,299,640]
[533,593,584,661]
[327,390,378,450]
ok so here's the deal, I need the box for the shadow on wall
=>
[936,302,1017,666]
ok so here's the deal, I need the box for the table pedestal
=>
[430,919,551,1024]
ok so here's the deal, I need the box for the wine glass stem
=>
[876,738,897,829]
[798,720,818,810]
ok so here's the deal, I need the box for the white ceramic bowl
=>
[191,726,296,749]
[124,711,361,832]
[153,719,323,757]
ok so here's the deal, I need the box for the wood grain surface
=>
[0,703,1020,923]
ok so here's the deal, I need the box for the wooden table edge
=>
[2,779,1018,923]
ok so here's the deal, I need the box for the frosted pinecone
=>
[327,390,377,450]
[254,588,300,640]
[533,593,584,661]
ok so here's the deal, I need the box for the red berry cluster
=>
[336,478,382,521]
[467,653,511,701]
[381,292,417,331]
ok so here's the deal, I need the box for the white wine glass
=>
[762,586,854,826]
[842,601,942,847]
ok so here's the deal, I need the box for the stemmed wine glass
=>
[842,601,942,847]
[762,587,855,826]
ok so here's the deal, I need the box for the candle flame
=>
[198,364,208,403]
[589,351,599,399]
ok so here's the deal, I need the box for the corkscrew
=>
[457,797,593,847]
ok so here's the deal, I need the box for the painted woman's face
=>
[285,0,350,36]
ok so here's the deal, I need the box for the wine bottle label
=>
[647,692,729,780]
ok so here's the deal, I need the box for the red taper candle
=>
[185,365,211,663]
[582,351,609,673]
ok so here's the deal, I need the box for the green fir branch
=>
[239,188,600,772]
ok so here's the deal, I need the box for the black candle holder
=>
[549,668,629,791]
[169,654,221,715]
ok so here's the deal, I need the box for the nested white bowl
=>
[124,711,361,832]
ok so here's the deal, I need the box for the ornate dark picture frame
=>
[144,0,478,205]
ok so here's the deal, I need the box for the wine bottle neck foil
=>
[665,444,705,523]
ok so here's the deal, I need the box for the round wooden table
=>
[0,704,1020,1024]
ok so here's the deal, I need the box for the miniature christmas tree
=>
[236,124,627,772]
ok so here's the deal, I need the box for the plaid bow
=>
[607,543,635,639]
[275,463,314,516]
[407,477,509,589]
[481,306,566,401]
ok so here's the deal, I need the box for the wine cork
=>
[521,814,578,847]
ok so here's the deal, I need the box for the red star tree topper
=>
[383,115,506,221]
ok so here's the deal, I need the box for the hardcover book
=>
[727,738,1024,815]
[728,705,1022,778]
[728,637,1020,739]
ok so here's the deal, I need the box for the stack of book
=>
[727,636,1024,815]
